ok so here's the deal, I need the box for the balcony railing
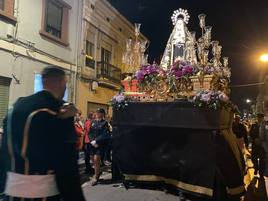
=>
[97,61,121,84]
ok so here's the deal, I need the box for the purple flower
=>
[174,70,183,79]
[168,61,194,79]
[200,93,211,102]
[182,66,194,76]
[135,64,161,81]
[135,70,146,81]
[113,93,125,103]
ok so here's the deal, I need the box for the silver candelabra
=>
[122,23,149,74]
[185,13,229,70]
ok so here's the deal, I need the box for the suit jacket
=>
[0,90,85,201]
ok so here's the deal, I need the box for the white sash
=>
[4,171,59,198]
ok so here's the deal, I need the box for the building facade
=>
[0,0,148,124]
[0,0,82,125]
[256,75,268,118]
[76,0,148,117]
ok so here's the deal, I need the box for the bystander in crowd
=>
[250,113,265,175]
[89,108,111,186]
[74,111,85,151]
[232,114,249,153]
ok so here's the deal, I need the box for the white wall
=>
[15,0,81,64]
[0,0,82,105]
[0,50,48,105]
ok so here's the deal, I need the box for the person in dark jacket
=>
[260,117,268,197]
[89,108,110,186]
[250,113,265,175]
[0,66,86,201]
[232,115,248,152]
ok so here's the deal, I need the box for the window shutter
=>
[0,76,11,127]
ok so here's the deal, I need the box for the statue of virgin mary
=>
[160,9,191,69]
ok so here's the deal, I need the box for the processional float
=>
[112,8,245,201]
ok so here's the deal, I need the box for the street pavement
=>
[81,171,268,201]
[82,173,185,201]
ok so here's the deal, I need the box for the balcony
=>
[97,61,121,85]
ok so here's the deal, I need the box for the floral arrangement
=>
[135,64,161,82]
[135,64,166,93]
[134,61,196,93]
[203,66,231,79]
[110,93,129,110]
[168,60,195,79]
[117,58,232,105]
[167,60,195,93]
[192,90,233,110]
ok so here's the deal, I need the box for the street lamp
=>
[260,54,268,63]
[259,53,268,83]
[246,99,252,104]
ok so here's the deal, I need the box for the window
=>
[0,0,4,10]
[46,1,63,38]
[0,0,16,23]
[34,73,68,101]
[40,0,71,46]
[85,41,95,69]
[100,48,112,76]
[86,41,94,58]
[101,48,112,64]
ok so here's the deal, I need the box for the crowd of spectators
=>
[74,108,112,186]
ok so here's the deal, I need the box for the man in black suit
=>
[0,66,86,201]
[250,113,265,175]
[232,114,248,151]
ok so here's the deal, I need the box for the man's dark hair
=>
[41,66,65,80]
[96,108,106,114]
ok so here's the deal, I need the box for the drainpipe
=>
[73,0,83,104]
[94,29,99,79]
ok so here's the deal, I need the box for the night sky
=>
[108,0,268,110]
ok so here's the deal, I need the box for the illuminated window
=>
[34,73,68,101]
[85,41,95,69]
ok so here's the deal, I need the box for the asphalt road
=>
[82,173,185,201]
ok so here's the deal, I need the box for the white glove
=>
[91,140,98,148]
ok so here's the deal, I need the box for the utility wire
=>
[230,82,264,88]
